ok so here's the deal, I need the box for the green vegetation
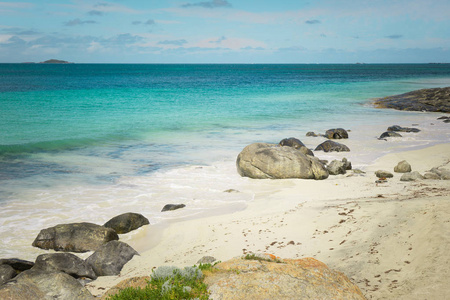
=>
[107,266,210,300]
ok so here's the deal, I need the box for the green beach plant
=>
[107,265,209,300]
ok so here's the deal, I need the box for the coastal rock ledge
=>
[236,143,328,179]
[373,87,450,112]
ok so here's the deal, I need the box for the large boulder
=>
[325,128,349,139]
[394,160,412,173]
[7,269,94,300]
[203,256,365,300]
[236,143,328,180]
[32,253,97,280]
[103,213,149,234]
[314,140,350,152]
[279,138,314,156]
[86,241,139,276]
[32,222,119,253]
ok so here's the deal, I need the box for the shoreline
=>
[87,142,450,299]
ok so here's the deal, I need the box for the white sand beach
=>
[87,142,450,300]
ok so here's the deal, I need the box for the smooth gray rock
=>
[314,140,350,152]
[325,128,348,139]
[86,241,139,276]
[400,171,424,181]
[104,212,149,234]
[236,143,328,180]
[0,264,16,285]
[12,269,94,300]
[375,170,394,178]
[379,131,402,139]
[32,222,119,253]
[161,204,186,212]
[32,253,97,280]
[424,172,441,180]
[394,160,412,173]
[387,125,420,133]
[327,160,346,175]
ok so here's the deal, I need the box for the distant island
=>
[40,59,72,64]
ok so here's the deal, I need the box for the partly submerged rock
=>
[32,222,118,253]
[236,143,328,180]
[104,212,149,234]
[387,125,420,133]
[86,241,139,276]
[161,204,186,212]
[379,131,402,139]
[203,256,366,300]
[315,140,350,152]
[325,128,349,139]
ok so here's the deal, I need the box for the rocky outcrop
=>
[2,269,94,300]
[279,137,314,156]
[32,253,97,280]
[203,256,366,300]
[236,143,328,180]
[315,140,350,152]
[387,125,420,133]
[104,212,149,234]
[325,128,349,139]
[373,87,450,112]
[32,222,119,253]
[394,160,412,173]
[161,204,186,212]
[86,241,139,276]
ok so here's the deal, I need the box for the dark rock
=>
[387,125,420,133]
[197,256,217,264]
[236,143,328,180]
[306,132,318,137]
[32,222,119,253]
[379,131,402,139]
[104,212,149,234]
[342,158,352,170]
[327,160,346,175]
[11,269,94,299]
[325,128,348,139]
[32,253,97,280]
[373,87,450,112]
[86,241,139,276]
[223,189,240,193]
[161,204,186,212]
[314,140,350,152]
[375,170,394,178]
[394,160,412,173]
[400,171,424,181]
[0,258,34,272]
[437,116,449,120]
[279,137,314,156]
[0,264,16,285]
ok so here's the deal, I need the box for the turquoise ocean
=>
[1,63,450,259]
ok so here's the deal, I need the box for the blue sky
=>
[0,0,449,63]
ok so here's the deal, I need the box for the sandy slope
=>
[87,143,450,299]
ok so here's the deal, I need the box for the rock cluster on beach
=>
[373,87,450,112]
[0,212,149,299]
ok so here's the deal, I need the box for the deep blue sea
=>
[1,63,450,259]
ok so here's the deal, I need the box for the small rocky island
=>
[39,59,72,64]
[373,87,450,113]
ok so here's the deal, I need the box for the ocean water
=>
[1,63,450,260]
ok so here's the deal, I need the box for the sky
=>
[0,0,449,63]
